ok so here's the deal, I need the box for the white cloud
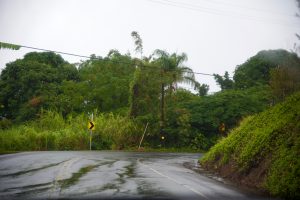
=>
[1,0,299,91]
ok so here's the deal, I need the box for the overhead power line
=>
[146,0,300,28]
[19,45,91,59]
[1,41,232,79]
[194,0,297,18]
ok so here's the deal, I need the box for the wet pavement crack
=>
[0,160,65,178]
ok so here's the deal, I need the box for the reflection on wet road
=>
[0,151,274,199]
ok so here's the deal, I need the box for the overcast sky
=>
[0,0,300,92]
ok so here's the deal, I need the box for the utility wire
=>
[162,0,297,19]
[152,0,299,24]
[147,0,300,28]
[2,42,225,78]
[19,45,91,59]
[195,0,297,18]
[151,0,296,21]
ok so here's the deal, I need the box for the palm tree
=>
[153,50,198,131]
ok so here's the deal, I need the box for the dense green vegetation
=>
[200,92,300,199]
[0,110,143,151]
[1,37,300,153]
[0,52,80,121]
[233,50,300,89]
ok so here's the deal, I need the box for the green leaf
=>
[0,42,21,50]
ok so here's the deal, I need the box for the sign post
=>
[138,122,149,150]
[88,113,95,150]
[219,123,225,136]
[161,135,165,148]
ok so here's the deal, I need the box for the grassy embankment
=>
[0,111,143,152]
[0,111,200,153]
[200,92,300,199]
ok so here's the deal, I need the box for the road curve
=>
[0,151,275,200]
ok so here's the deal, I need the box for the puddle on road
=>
[2,159,146,198]
[13,184,52,197]
[0,160,120,199]
[116,163,135,184]
[1,182,52,193]
[137,180,170,199]
[100,183,119,193]
[58,161,115,189]
[0,160,65,178]
[59,165,97,189]
[81,162,138,196]
[125,163,135,177]
[0,181,53,199]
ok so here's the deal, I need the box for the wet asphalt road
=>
[0,151,274,200]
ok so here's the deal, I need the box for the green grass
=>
[0,110,207,153]
[200,92,300,199]
[132,147,203,153]
[0,151,21,155]
[0,111,143,151]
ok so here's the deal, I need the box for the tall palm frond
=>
[152,49,199,130]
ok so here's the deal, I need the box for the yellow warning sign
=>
[88,121,95,130]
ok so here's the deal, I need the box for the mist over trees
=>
[293,0,300,53]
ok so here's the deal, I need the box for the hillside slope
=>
[200,92,300,199]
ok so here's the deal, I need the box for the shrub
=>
[200,92,300,199]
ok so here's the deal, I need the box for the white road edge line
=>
[137,159,208,199]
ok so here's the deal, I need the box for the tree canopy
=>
[0,46,299,150]
[233,49,300,89]
[0,52,79,121]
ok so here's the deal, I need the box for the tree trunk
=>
[130,84,139,118]
[160,82,165,131]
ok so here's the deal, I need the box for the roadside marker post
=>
[161,135,165,148]
[88,113,95,150]
[219,123,226,136]
[138,122,149,150]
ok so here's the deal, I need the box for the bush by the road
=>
[200,92,300,199]
[0,110,143,151]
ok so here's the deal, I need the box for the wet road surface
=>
[0,151,275,199]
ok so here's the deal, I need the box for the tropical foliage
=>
[200,92,300,199]
[0,42,21,50]
[0,39,299,152]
